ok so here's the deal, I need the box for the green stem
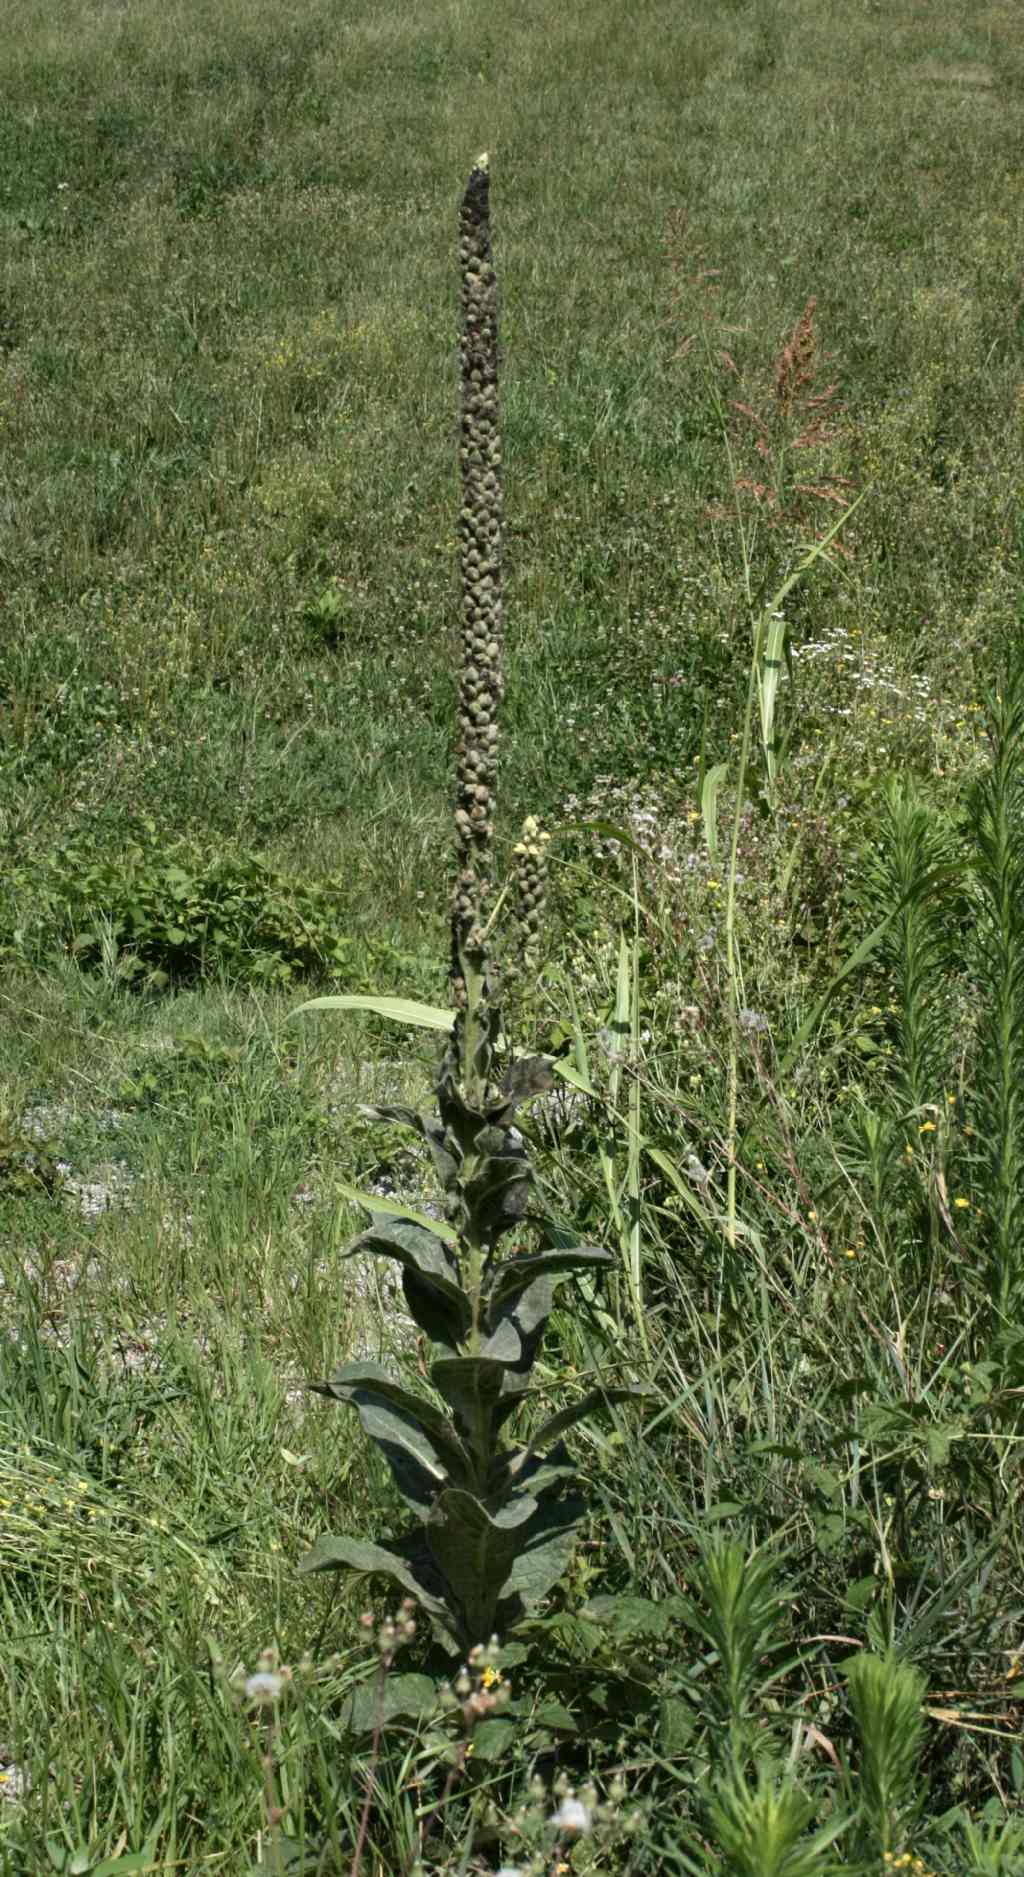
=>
[457,947,490,1355]
[724,620,761,1252]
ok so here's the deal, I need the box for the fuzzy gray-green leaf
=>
[313,1372,466,1513]
[312,1361,473,1484]
[427,1487,531,1643]
[297,1534,448,1621]
[479,1314,522,1363]
[352,1219,471,1340]
[353,1217,460,1285]
[403,1268,471,1350]
[480,1273,556,1367]
[464,1147,532,1237]
[489,1438,575,1502]
[500,1495,585,1613]
[340,1672,439,1735]
[430,1355,507,1442]
[485,1247,612,1315]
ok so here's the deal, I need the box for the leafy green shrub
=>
[0,822,406,990]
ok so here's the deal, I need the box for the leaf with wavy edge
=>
[351,1220,471,1346]
[313,1361,474,1484]
[402,1268,469,1351]
[430,1355,507,1445]
[426,1488,532,1642]
[480,1273,556,1370]
[354,1403,452,1513]
[508,1386,649,1475]
[298,1534,449,1620]
[501,1495,585,1612]
[485,1247,612,1315]
[353,1216,459,1281]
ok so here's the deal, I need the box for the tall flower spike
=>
[297,158,644,1660]
[509,815,551,983]
[451,153,504,1025]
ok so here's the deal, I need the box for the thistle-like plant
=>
[295,157,641,1657]
[845,1650,927,1862]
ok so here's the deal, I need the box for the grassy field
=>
[2,0,1024,1870]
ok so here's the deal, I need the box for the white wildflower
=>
[550,1796,591,1835]
[245,1671,284,1704]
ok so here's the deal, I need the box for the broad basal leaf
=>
[427,1488,531,1644]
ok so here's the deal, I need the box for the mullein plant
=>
[295,157,641,1657]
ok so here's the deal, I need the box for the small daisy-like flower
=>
[550,1797,590,1835]
[953,1196,970,1209]
[245,1671,284,1704]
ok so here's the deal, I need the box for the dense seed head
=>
[451,155,504,1008]
[508,816,551,983]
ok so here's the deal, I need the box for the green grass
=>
[2,0,1024,1870]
